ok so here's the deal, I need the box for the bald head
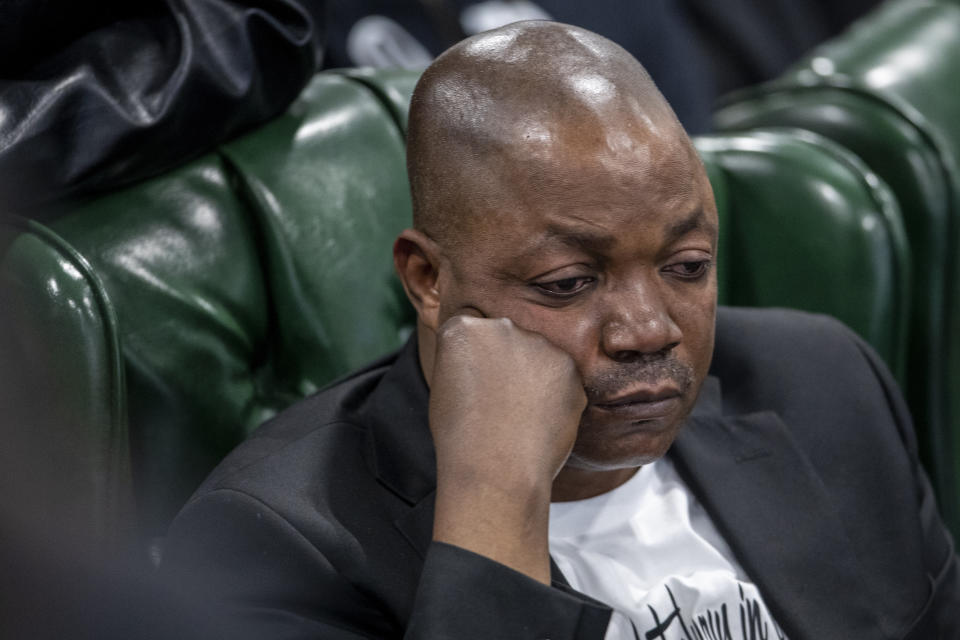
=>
[407,21,693,249]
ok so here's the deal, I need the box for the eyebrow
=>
[506,224,617,265]
[541,209,717,254]
[666,208,717,245]
[544,224,617,254]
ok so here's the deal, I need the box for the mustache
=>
[583,356,695,403]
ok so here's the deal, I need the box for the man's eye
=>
[533,276,594,297]
[664,260,711,279]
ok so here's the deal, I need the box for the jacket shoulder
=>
[190,352,395,497]
[711,306,879,414]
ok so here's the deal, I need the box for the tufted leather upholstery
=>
[714,0,960,537]
[0,69,913,555]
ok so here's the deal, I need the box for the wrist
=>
[433,472,553,584]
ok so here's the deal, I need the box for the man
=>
[162,21,960,638]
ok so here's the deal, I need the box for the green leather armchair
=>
[0,69,913,557]
[714,0,960,536]
[2,73,417,553]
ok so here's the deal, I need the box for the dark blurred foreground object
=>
[0,0,325,216]
[0,517,258,639]
[0,300,252,639]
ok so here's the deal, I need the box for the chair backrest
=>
[714,0,960,534]
[696,128,910,374]
[0,217,130,547]
[0,69,912,555]
[2,73,417,550]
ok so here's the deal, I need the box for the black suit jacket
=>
[162,307,960,639]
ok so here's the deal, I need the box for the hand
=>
[429,313,586,489]
[428,312,586,583]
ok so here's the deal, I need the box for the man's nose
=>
[600,288,682,362]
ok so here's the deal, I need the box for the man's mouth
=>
[590,386,683,421]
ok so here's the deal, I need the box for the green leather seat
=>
[0,69,912,556]
[0,218,131,547]
[2,73,416,551]
[696,129,910,375]
[714,0,960,535]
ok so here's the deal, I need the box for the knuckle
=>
[437,319,458,339]
[438,316,469,340]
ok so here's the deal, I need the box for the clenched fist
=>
[428,313,587,584]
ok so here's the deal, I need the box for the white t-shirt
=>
[549,458,787,640]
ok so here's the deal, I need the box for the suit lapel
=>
[360,335,436,506]
[394,490,435,560]
[671,387,886,640]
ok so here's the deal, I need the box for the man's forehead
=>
[482,125,703,206]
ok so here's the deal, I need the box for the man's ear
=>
[394,229,444,331]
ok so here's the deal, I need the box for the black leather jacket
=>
[0,0,325,215]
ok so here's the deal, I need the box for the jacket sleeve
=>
[161,488,611,639]
[408,542,611,639]
[848,330,960,638]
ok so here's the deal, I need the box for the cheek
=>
[434,263,501,322]
[506,304,604,369]
[434,271,467,324]
[672,290,717,370]
[545,316,598,366]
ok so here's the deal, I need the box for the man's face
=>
[433,117,718,471]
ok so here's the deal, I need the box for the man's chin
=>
[552,426,680,500]
[564,426,679,472]
[564,412,687,472]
